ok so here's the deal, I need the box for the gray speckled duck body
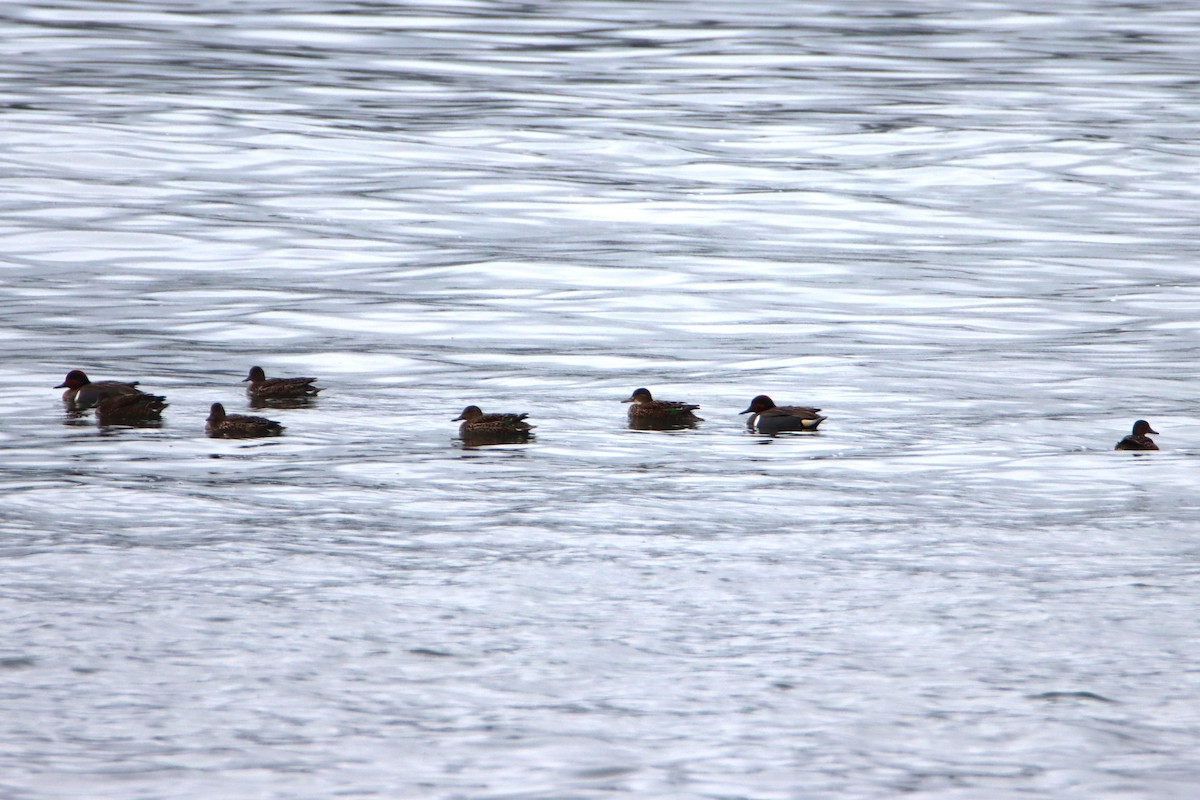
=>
[740,394,826,433]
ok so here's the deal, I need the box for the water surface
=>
[2,1,1200,797]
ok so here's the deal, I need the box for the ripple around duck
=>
[3,0,1200,797]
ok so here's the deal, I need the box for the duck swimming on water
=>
[1114,419,1158,451]
[739,394,826,433]
[242,366,322,400]
[206,402,284,438]
[622,387,703,425]
[56,369,167,421]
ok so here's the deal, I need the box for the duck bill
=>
[1148,426,1160,434]
[620,397,635,404]
[738,408,753,415]
[53,382,69,388]
[452,415,464,421]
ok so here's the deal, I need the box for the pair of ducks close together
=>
[57,369,1162,450]
[56,367,319,438]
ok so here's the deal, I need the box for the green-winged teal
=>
[243,366,321,400]
[622,388,703,426]
[1115,419,1158,451]
[740,394,826,433]
[453,405,535,440]
[206,402,284,438]
[56,369,167,418]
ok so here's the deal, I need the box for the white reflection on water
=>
[2,0,1200,797]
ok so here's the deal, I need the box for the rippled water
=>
[3,1,1200,797]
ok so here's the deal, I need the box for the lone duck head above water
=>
[1115,419,1159,451]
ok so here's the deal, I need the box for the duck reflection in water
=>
[622,387,702,430]
[249,395,318,411]
[454,405,535,446]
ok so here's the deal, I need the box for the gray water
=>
[2,1,1200,797]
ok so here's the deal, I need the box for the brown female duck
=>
[96,392,169,425]
[1115,419,1158,451]
[453,405,535,441]
[206,402,284,438]
[622,388,702,425]
[243,366,321,400]
[739,394,826,433]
